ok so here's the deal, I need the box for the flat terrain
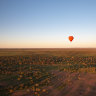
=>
[0,48,96,96]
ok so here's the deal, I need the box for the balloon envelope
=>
[68,36,74,42]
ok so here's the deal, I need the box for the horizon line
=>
[0,47,96,49]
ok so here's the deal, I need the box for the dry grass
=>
[0,48,96,56]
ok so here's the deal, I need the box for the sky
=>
[0,0,96,48]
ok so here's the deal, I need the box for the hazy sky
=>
[0,0,96,48]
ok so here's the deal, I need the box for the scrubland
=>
[0,48,96,96]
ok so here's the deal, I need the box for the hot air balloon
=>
[68,36,74,42]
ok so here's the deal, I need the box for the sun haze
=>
[0,0,96,48]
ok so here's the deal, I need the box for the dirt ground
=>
[42,70,96,96]
[12,70,96,96]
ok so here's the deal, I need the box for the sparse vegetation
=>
[0,48,96,96]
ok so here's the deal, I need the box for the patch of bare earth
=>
[41,71,96,96]
[12,71,96,96]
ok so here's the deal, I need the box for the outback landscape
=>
[1,0,96,96]
[0,48,96,96]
